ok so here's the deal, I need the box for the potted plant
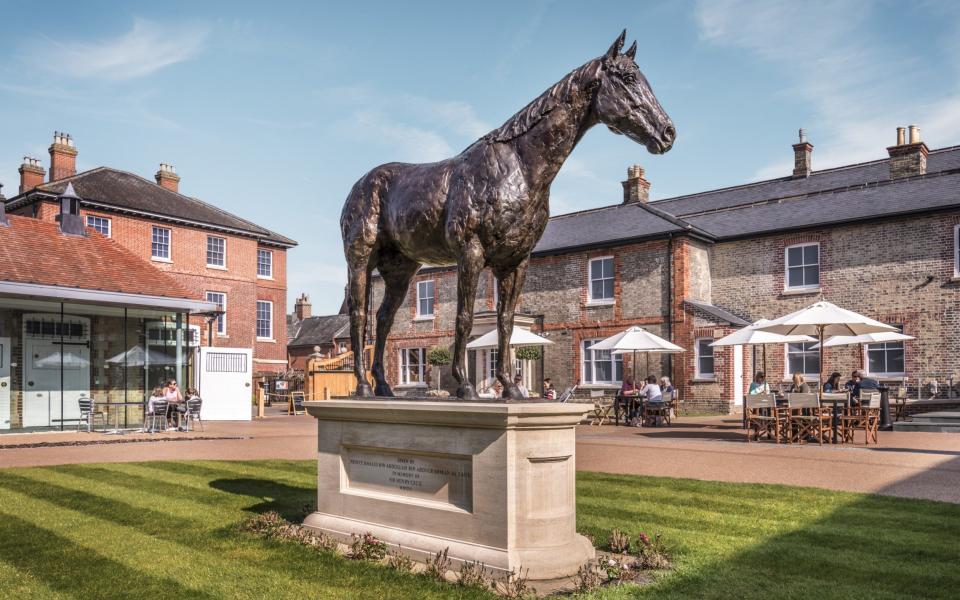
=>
[426,346,453,391]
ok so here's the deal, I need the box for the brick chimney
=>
[887,125,927,179]
[622,164,650,204]
[155,163,180,193]
[792,128,813,178]
[0,183,8,226]
[48,131,77,182]
[294,293,312,320]
[18,157,45,193]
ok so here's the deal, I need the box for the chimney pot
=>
[48,131,78,182]
[294,293,312,320]
[18,156,46,193]
[908,125,920,144]
[621,164,650,204]
[792,129,813,178]
[888,124,928,179]
[155,162,181,193]
[896,127,906,146]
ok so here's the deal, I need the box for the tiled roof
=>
[535,145,960,251]
[9,167,296,247]
[288,314,350,348]
[0,214,195,299]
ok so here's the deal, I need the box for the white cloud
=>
[695,0,960,178]
[27,18,209,80]
[317,85,490,163]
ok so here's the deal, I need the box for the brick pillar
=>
[792,129,812,178]
[670,237,693,401]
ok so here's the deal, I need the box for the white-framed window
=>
[785,242,819,290]
[582,339,623,384]
[954,225,960,277]
[86,215,111,237]
[398,347,426,385]
[786,342,820,378]
[206,235,226,268]
[695,338,715,379]
[257,249,273,278]
[256,300,273,340]
[205,292,226,335]
[151,226,171,260]
[588,257,615,303]
[866,325,905,376]
[416,280,435,318]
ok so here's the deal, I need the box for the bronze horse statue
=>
[341,30,675,399]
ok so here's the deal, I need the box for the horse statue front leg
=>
[453,240,484,400]
[495,257,530,400]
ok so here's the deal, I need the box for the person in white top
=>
[640,375,663,402]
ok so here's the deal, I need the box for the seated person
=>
[659,376,675,396]
[147,387,165,414]
[749,372,771,395]
[514,375,529,399]
[823,372,842,393]
[845,370,863,401]
[620,376,639,419]
[542,378,556,400]
[640,375,663,403]
[788,372,810,393]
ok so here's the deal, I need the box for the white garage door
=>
[197,347,252,421]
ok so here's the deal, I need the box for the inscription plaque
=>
[343,447,473,511]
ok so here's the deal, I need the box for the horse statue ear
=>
[604,29,626,61]
[625,40,637,60]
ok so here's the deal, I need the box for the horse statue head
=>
[592,30,675,155]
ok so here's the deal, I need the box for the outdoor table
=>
[97,401,146,435]
[819,394,849,444]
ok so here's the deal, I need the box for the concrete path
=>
[3,411,959,504]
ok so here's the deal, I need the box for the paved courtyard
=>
[2,409,959,503]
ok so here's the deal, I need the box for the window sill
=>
[781,287,820,296]
[151,257,172,263]
[257,275,274,281]
[206,264,227,271]
[585,300,615,307]
[579,383,621,389]
[413,316,435,321]
[690,377,716,383]
[257,338,276,343]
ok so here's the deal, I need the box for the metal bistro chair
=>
[144,399,168,433]
[643,392,673,427]
[557,384,578,403]
[841,392,881,444]
[784,392,828,445]
[183,397,204,432]
[745,393,783,443]
[77,396,107,433]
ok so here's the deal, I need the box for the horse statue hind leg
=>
[370,249,421,397]
[494,258,530,400]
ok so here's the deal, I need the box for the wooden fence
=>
[304,346,373,400]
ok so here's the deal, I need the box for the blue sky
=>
[2,1,959,314]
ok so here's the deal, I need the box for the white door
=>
[0,338,10,430]
[732,345,744,406]
[197,347,252,421]
[23,342,89,427]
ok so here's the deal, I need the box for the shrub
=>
[387,547,415,572]
[602,557,635,584]
[493,567,536,599]
[350,532,387,561]
[240,512,339,553]
[514,346,541,361]
[634,532,671,570]
[456,560,488,588]
[607,528,631,554]
[427,347,453,390]
[570,560,602,593]
[423,547,452,581]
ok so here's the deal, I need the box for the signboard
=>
[343,447,472,511]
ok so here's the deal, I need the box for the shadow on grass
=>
[577,458,960,600]
[209,477,315,521]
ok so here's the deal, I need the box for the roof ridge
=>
[679,167,960,219]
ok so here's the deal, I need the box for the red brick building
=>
[373,127,960,412]
[6,132,296,377]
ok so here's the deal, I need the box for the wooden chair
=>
[841,392,881,444]
[892,386,908,421]
[784,393,827,445]
[588,390,613,426]
[744,394,783,443]
[643,392,672,427]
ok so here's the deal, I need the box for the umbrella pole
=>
[819,325,825,393]
[763,345,767,376]
[645,352,650,377]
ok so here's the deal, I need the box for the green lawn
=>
[0,460,956,599]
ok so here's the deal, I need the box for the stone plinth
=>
[302,398,595,580]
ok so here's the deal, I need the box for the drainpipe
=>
[666,236,674,383]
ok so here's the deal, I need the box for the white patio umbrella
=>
[465,327,553,349]
[811,331,915,349]
[755,301,897,385]
[710,319,816,374]
[590,326,684,377]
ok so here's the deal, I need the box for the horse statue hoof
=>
[374,383,394,397]
[356,383,375,398]
[457,385,478,400]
